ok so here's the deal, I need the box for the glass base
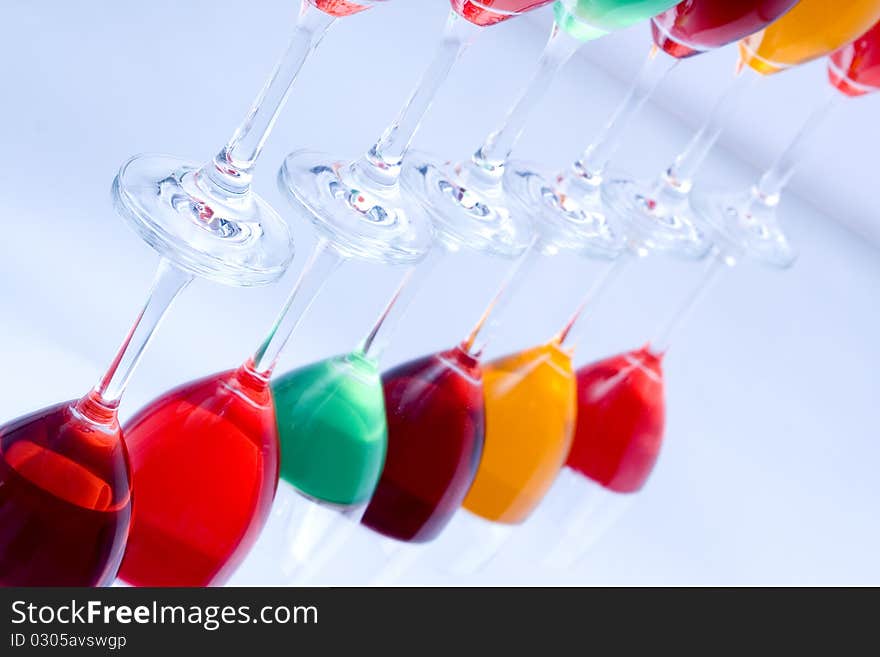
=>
[401,151,534,259]
[113,154,294,286]
[505,161,625,260]
[690,188,796,269]
[601,173,712,260]
[279,150,433,265]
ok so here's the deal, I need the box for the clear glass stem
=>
[251,239,344,376]
[461,239,544,358]
[471,23,584,178]
[659,65,760,196]
[91,259,194,408]
[355,11,480,187]
[752,89,841,206]
[651,249,730,354]
[556,255,631,350]
[206,1,336,194]
[359,250,442,362]
[569,45,678,190]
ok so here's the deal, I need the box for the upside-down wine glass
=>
[0,0,378,587]
[600,0,880,244]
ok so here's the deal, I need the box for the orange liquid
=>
[739,0,880,75]
[462,341,576,524]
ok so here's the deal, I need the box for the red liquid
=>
[308,0,375,17]
[829,19,880,96]
[566,346,665,493]
[361,347,484,542]
[651,0,799,59]
[0,398,131,586]
[450,0,555,27]
[119,365,278,587]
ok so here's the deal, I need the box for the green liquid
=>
[272,352,387,506]
[553,0,679,41]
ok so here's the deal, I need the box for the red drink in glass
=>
[450,0,556,27]
[566,346,665,493]
[119,365,278,587]
[651,0,799,59]
[829,19,880,96]
[308,0,382,17]
[0,398,131,586]
[361,347,484,542]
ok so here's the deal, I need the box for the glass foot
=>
[690,188,796,269]
[113,154,294,286]
[279,150,433,265]
[601,173,712,260]
[401,151,534,259]
[504,160,625,260]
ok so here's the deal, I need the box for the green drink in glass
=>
[553,0,681,41]
[273,350,387,507]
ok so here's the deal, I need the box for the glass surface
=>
[361,347,484,543]
[567,346,665,493]
[554,0,682,41]
[273,351,387,506]
[462,340,576,524]
[119,366,278,586]
[740,0,880,75]
[0,399,130,586]
[829,18,880,96]
[651,0,799,58]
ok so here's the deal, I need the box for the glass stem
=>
[567,45,678,192]
[461,239,544,358]
[651,249,730,355]
[251,239,344,376]
[556,255,631,351]
[658,64,760,197]
[355,11,480,187]
[359,250,442,362]
[89,259,194,410]
[205,1,336,194]
[751,89,841,207]
[471,23,584,179]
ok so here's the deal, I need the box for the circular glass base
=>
[601,174,712,260]
[504,161,625,260]
[690,188,796,269]
[113,154,294,286]
[279,150,433,265]
[401,151,534,259]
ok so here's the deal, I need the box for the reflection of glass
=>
[693,17,880,270]
[602,0,880,253]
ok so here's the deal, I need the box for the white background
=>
[1,0,878,585]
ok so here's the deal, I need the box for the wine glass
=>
[600,0,880,248]
[0,0,372,586]
[503,0,801,262]
[401,0,682,264]
[691,17,880,266]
